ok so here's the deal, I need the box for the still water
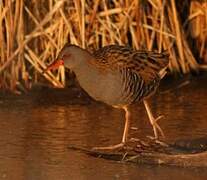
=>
[0,76,207,180]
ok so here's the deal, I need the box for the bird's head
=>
[43,44,86,73]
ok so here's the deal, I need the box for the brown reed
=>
[0,0,206,92]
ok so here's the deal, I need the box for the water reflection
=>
[0,78,207,179]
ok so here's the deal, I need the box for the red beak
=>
[43,59,64,73]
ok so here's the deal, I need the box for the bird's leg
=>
[143,100,165,139]
[122,106,130,143]
[92,106,130,150]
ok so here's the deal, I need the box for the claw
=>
[155,115,164,123]
[153,115,165,138]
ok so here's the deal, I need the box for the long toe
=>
[92,143,125,151]
[152,115,165,139]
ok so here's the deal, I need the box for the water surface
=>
[0,77,207,180]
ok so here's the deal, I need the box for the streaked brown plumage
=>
[45,44,169,150]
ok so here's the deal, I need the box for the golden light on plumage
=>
[45,44,169,150]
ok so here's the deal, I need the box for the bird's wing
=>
[91,45,169,83]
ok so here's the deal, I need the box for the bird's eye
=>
[62,54,71,59]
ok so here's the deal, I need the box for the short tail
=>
[156,50,169,79]
[159,67,168,79]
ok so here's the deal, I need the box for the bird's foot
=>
[92,142,125,151]
[150,115,165,139]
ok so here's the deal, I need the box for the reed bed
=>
[0,0,206,92]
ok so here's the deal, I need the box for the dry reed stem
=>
[171,0,185,73]
[188,1,207,63]
[0,0,65,73]
[0,0,206,91]
[24,45,63,87]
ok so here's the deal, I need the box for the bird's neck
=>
[72,51,92,71]
[73,57,95,80]
[66,47,96,84]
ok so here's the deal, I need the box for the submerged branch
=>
[68,137,207,167]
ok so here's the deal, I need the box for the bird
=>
[44,43,169,150]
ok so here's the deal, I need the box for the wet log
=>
[68,137,207,167]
